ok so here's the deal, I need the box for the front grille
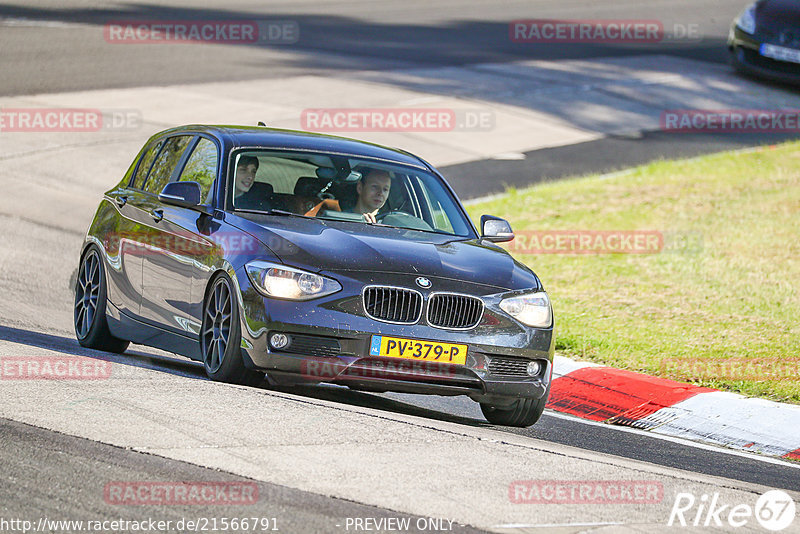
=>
[363,286,423,324]
[282,334,341,358]
[762,29,800,49]
[427,293,484,329]
[487,356,531,377]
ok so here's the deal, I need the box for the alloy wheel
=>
[74,250,100,339]
[202,277,233,374]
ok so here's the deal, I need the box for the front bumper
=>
[728,26,800,85]
[235,268,554,403]
[263,352,552,405]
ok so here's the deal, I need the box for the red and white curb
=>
[546,356,800,461]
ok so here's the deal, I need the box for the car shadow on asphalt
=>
[267,383,490,428]
[0,323,488,428]
[0,323,206,379]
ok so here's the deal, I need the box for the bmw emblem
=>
[415,277,431,288]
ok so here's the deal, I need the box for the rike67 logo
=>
[668,490,796,531]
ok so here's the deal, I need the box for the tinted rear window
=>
[179,138,218,204]
[142,135,192,195]
[130,139,163,190]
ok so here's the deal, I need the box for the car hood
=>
[758,0,800,25]
[232,214,541,291]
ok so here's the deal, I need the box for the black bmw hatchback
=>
[74,125,554,426]
[729,0,800,85]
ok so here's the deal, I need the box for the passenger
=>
[234,156,271,210]
[234,156,259,200]
[351,169,391,223]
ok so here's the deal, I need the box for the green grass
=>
[465,142,800,403]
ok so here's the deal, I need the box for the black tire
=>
[201,273,264,386]
[74,246,130,353]
[730,48,751,78]
[480,383,551,427]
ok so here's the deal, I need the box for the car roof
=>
[158,124,430,170]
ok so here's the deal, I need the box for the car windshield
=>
[229,150,474,237]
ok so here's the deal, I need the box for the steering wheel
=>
[376,209,407,222]
[376,210,435,231]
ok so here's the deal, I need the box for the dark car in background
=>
[74,125,554,427]
[729,0,800,84]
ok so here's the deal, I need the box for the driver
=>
[351,169,391,223]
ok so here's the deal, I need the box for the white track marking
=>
[543,411,800,469]
[647,392,800,457]
[0,17,89,29]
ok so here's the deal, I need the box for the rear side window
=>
[130,139,163,190]
[142,135,192,195]
[179,138,218,203]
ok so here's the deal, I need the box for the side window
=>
[142,136,192,195]
[130,139,163,190]
[415,176,456,233]
[179,138,218,204]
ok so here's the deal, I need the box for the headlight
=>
[245,261,341,300]
[736,3,757,34]
[499,291,552,327]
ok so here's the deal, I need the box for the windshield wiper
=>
[390,226,459,237]
[267,209,311,218]
[235,208,312,219]
[314,216,459,236]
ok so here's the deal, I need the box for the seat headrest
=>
[294,176,320,197]
[249,181,274,198]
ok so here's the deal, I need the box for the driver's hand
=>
[363,212,377,224]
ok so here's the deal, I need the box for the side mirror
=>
[159,181,202,210]
[481,215,514,243]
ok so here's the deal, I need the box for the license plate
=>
[369,335,467,365]
[760,43,800,64]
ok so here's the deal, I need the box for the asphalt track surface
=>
[0,0,752,96]
[2,325,799,492]
[3,0,797,198]
[1,0,799,531]
[445,131,800,200]
[0,417,486,533]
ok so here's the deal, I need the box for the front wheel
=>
[74,246,130,353]
[480,384,550,427]
[201,273,263,386]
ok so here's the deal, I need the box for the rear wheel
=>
[480,384,550,427]
[74,246,130,353]
[201,273,263,385]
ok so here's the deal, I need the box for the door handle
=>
[116,195,128,208]
[151,209,164,223]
